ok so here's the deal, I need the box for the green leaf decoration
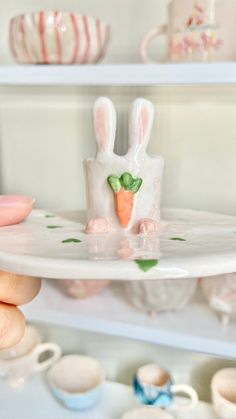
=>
[108,172,143,194]
[170,237,186,241]
[62,238,82,244]
[128,178,143,194]
[120,172,133,189]
[135,259,158,272]
[47,225,63,229]
[45,214,56,218]
[107,175,121,193]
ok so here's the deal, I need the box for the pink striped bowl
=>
[9,11,111,65]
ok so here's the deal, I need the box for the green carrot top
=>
[107,172,143,194]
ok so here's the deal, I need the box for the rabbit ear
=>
[93,97,116,154]
[128,98,154,156]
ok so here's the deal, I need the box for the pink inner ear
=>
[95,107,107,150]
[138,107,148,144]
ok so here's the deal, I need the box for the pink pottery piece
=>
[0,195,35,227]
[58,280,111,299]
[9,12,111,65]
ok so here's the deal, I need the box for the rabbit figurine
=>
[84,97,164,234]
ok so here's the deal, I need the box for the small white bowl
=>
[47,355,104,410]
[9,11,111,64]
[0,195,34,227]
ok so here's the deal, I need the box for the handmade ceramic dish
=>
[47,355,104,410]
[0,195,34,227]
[58,280,111,299]
[125,278,197,313]
[1,208,236,280]
[201,274,236,324]
[9,11,111,64]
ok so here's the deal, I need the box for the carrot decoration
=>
[107,172,143,228]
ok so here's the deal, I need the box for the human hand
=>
[0,271,41,349]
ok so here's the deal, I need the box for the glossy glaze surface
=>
[85,97,164,234]
[10,12,110,64]
[0,208,236,280]
[0,195,34,227]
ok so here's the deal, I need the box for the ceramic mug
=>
[0,325,61,388]
[140,0,236,63]
[212,368,236,419]
[47,355,104,410]
[121,407,174,419]
[133,364,198,411]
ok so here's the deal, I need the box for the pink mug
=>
[140,0,236,63]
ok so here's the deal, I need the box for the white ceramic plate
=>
[0,377,216,419]
[0,208,236,280]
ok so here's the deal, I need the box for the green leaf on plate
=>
[45,214,56,218]
[170,237,186,241]
[135,259,158,272]
[62,238,82,244]
[47,225,63,229]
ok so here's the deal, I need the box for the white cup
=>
[134,363,198,411]
[212,368,236,419]
[47,355,105,410]
[121,407,174,419]
[0,325,61,388]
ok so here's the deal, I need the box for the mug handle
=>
[32,343,61,372]
[171,384,198,410]
[140,24,168,63]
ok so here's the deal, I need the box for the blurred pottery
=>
[59,279,111,299]
[201,274,236,324]
[47,355,104,410]
[125,278,197,313]
[212,368,236,419]
[0,325,61,388]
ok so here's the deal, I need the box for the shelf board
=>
[23,280,236,360]
[0,376,215,419]
[0,378,136,419]
[1,63,236,86]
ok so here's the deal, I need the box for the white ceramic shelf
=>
[0,63,236,86]
[0,376,215,419]
[1,208,236,280]
[22,280,236,359]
